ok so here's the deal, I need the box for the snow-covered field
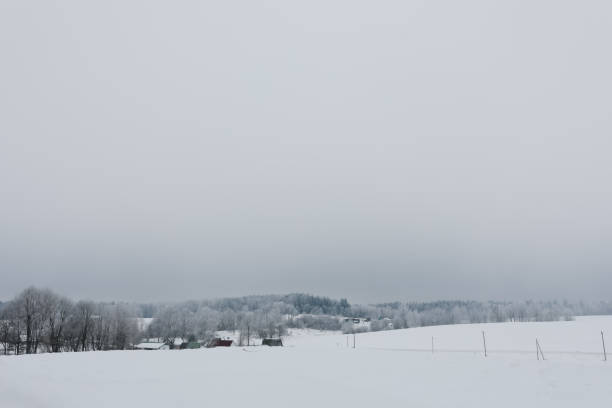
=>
[1,317,610,408]
[287,316,612,356]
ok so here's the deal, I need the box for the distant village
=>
[133,315,387,351]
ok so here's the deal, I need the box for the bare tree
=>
[74,300,95,352]
[14,287,44,354]
[48,296,73,352]
[112,305,138,350]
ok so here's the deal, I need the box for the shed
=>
[261,338,283,347]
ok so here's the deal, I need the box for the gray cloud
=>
[1,1,611,303]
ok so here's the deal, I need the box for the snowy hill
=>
[1,317,610,408]
[286,316,612,356]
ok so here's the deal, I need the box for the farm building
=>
[206,338,233,348]
[341,317,372,331]
[261,338,283,346]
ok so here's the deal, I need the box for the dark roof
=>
[262,338,283,346]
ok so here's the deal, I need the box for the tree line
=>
[2,286,611,355]
[0,290,350,353]
[0,287,138,355]
[353,300,586,332]
[140,293,352,345]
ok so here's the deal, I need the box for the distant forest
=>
[1,287,612,355]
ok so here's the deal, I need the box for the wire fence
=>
[340,330,608,361]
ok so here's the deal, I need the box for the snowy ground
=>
[1,317,610,408]
[286,316,612,357]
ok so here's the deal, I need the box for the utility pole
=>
[602,331,607,362]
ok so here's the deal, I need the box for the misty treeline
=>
[2,287,612,355]
[144,294,351,345]
[0,287,139,355]
[143,297,612,337]
[0,291,350,354]
[355,299,612,332]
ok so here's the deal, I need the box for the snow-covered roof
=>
[134,342,166,350]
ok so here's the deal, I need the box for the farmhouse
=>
[341,316,372,331]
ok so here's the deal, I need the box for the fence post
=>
[536,338,540,360]
[353,333,356,349]
[482,331,487,357]
[602,331,607,362]
[536,338,545,360]
[431,336,434,354]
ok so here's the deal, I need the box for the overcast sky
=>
[1,1,611,303]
